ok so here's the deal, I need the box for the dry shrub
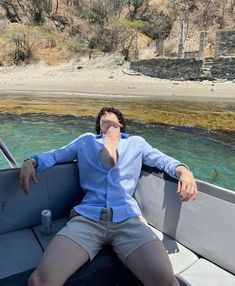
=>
[164,40,177,57]
[44,37,57,48]
[36,47,70,65]
[138,33,152,49]
[149,0,169,14]
[11,33,36,65]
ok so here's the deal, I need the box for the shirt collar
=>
[96,133,129,139]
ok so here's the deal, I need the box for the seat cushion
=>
[149,226,198,274]
[178,258,235,286]
[0,229,42,279]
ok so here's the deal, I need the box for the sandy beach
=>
[0,54,234,97]
[0,54,235,131]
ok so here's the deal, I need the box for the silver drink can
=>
[41,209,52,235]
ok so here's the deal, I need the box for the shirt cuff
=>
[31,155,41,175]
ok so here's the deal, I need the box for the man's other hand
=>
[175,166,198,202]
[19,159,38,194]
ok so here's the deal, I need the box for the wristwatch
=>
[24,158,38,168]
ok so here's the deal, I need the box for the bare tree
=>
[12,33,36,65]
[118,27,137,60]
[55,0,59,14]
[232,0,235,11]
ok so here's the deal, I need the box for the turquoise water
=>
[0,114,234,191]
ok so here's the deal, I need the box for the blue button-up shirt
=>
[34,133,185,222]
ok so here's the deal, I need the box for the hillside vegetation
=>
[0,0,234,66]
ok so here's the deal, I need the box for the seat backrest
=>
[0,163,83,234]
[134,166,235,275]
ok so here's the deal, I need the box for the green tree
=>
[31,0,52,24]
[137,9,173,41]
[128,0,149,18]
[32,0,52,14]
[82,0,108,25]
[82,0,129,25]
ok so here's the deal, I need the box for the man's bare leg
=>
[28,235,89,286]
[125,240,179,286]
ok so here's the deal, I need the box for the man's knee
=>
[145,275,179,286]
[28,270,51,286]
[160,274,179,286]
[28,272,39,286]
[145,265,179,286]
[152,272,179,286]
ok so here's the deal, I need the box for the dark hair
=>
[95,107,126,134]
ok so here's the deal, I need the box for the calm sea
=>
[0,113,234,191]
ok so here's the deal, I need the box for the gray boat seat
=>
[1,163,234,285]
[0,229,42,280]
[178,258,235,286]
[135,167,235,285]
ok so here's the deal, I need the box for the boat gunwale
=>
[141,165,235,203]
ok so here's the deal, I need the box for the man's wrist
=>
[24,158,38,168]
[175,165,189,178]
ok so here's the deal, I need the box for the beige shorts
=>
[57,210,159,264]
